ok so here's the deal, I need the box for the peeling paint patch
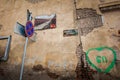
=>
[76,8,97,19]
[76,8,103,36]
[75,44,95,80]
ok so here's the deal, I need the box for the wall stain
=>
[46,70,59,79]
[0,46,5,58]
[32,64,45,72]
[0,24,2,30]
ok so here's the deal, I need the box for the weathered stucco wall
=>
[0,0,79,79]
[76,0,120,79]
[0,0,120,80]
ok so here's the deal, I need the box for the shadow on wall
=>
[0,46,5,58]
[0,62,120,80]
[0,62,54,80]
[0,62,76,80]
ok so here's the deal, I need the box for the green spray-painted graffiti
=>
[96,56,107,63]
[86,46,116,73]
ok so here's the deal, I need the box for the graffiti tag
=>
[96,56,107,63]
[86,46,116,73]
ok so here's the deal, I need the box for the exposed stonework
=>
[0,0,120,80]
[77,8,103,36]
[75,43,98,80]
[76,0,120,79]
[76,8,97,19]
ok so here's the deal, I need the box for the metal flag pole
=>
[19,37,28,80]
